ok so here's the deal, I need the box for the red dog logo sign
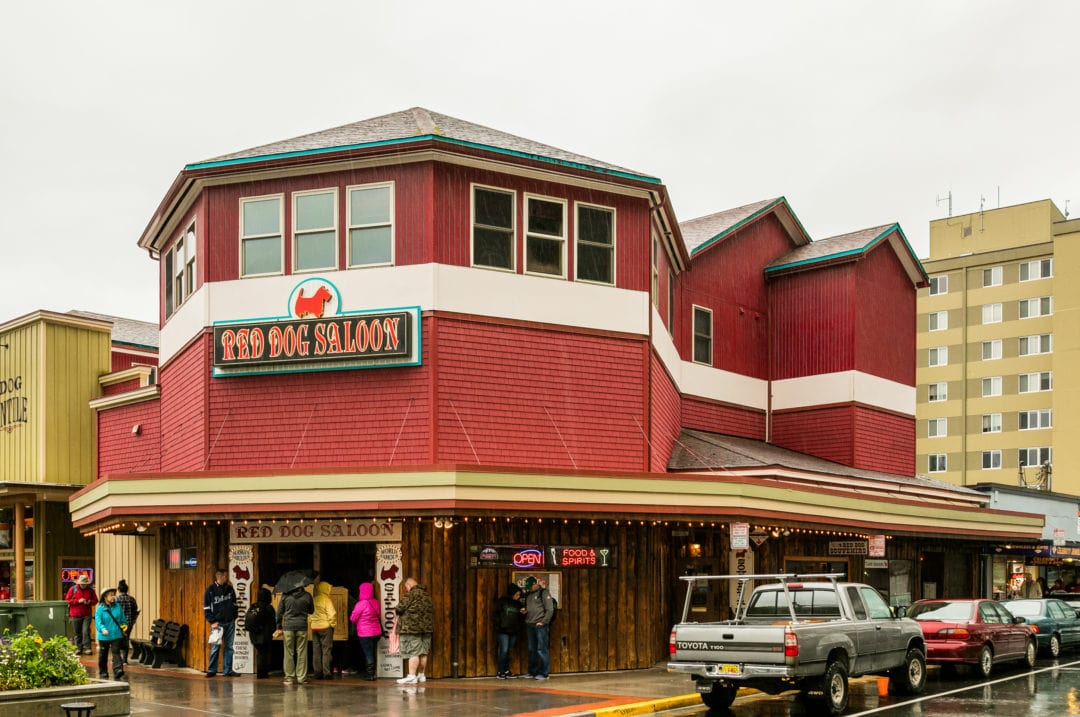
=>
[294,285,333,318]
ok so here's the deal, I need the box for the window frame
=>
[928,347,948,367]
[574,201,616,286]
[292,188,339,274]
[929,275,948,295]
[982,266,1003,287]
[928,382,947,402]
[982,450,1002,470]
[1018,371,1052,393]
[1018,409,1052,431]
[928,454,947,473]
[928,311,948,331]
[240,194,285,278]
[927,418,947,438]
[470,183,516,272]
[523,193,567,279]
[982,303,1002,324]
[1019,258,1053,282]
[346,181,395,269]
[981,413,1001,433]
[692,305,713,366]
[982,340,1002,361]
[1018,296,1052,319]
[1019,447,1052,468]
[1019,333,1052,356]
[981,376,1002,397]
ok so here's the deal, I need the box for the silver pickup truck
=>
[667,573,926,713]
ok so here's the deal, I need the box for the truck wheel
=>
[803,659,849,715]
[700,685,737,709]
[976,645,993,678]
[889,648,926,695]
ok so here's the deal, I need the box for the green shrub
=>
[0,625,89,691]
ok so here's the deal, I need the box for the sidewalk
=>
[80,654,705,716]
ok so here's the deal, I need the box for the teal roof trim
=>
[764,223,929,277]
[690,197,811,256]
[185,135,661,184]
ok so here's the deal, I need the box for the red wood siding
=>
[103,379,141,396]
[855,242,916,385]
[682,397,766,440]
[111,351,157,372]
[649,352,680,471]
[434,318,647,470]
[431,165,651,290]
[769,263,856,380]
[770,405,854,466]
[853,406,914,474]
[683,214,792,378]
[98,401,161,477]
[159,335,209,471]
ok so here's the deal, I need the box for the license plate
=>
[719,663,741,675]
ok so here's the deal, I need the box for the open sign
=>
[61,567,94,584]
[512,548,545,568]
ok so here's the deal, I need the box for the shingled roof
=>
[191,107,656,181]
[68,310,158,349]
[680,197,812,256]
[765,223,928,285]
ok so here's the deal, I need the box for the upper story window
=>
[472,185,515,271]
[928,454,947,473]
[293,189,337,272]
[928,347,948,367]
[525,195,566,277]
[1019,333,1052,356]
[348,183,394,267]
[982,450,1002,470]
[928,275,948,295]
[982,340,1002,361]
[1018,409,1052,430]
[982,303,1001,324]
[927,418,947,438]
[1019,258,1053,281]
[692,306,712,365]
[928,311,948,331]
[981,413,1001,433]
[1018,296,1052,319]
[982,376,1002,397]
[1019,446,1052,468]
[928,382,947,402]
[982,266,1002,287]
[575,204,614,285]
[165,223,196,318]
[241,195,283,277]
[1018,371,1052,393]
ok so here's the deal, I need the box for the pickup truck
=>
[667,573,926,713]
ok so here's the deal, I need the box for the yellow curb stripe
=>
[590,694,702,716]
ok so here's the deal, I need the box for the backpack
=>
[244,603,265,632]
[542,589,558,626]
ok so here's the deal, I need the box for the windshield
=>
[1002,600,1042,617]
[907,601,975,621]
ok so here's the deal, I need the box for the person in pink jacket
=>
[349,582,382,680]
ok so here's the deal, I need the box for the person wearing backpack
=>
[245,588,276,679]
[491,584,525,679]
[522,576,555,680]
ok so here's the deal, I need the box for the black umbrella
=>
[274,569,315,594]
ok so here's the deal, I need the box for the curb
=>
[562,693,703,717]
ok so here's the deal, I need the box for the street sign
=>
[731,523,749,549]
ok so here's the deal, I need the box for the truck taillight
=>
[670,629,677,655]
[784,629,799,657]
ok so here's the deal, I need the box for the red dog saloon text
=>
[214,313,409,368]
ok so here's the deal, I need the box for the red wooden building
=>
[70,108,1041,677]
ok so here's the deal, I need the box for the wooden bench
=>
[148,621,188,668]
[131,618,166,664]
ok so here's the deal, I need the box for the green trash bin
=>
[0,601,70,640]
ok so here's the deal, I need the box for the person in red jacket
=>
[65,575,99,655]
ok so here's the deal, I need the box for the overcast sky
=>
[2,2,1077,324]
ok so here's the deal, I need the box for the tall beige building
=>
[917,199,1080,494]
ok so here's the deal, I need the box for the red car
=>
[907,598,1036,677]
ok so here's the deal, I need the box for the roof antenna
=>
[936,190,952,217]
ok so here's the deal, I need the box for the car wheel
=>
[700,685,737,709]
[1023,638,1037,668]
[1047,634,1061,659]
[889,647,927,695]
[821,658,850,715]
[976,645,993,679]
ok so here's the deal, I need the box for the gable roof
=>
[680,197,812,257]
[765,223,929,286]
[190,107,658,183]
[68,310,159,350]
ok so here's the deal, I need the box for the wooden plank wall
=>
[401,519,672,678]
[94,533,161,642]
[159,524,228,672]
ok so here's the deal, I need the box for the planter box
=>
[0,679,130,717]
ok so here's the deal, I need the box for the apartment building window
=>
[472,185,515,270]
[928,382,947,402]
[1018,447,1052,468]
[1019,409,1052,430]
[928,347,948,367]
[693,306,712,365]
[982,376,1002,397]
[348,183,393,267]
[982,451,1002,470]
[1019,258,1053,281]
[981,413,1001,433]
[927,418,947,437]
[576,203,615,285]
[928,311,948,331]
[241,195,283,277]
[928,454,947,473]
[982,266,1003,287]
[929,275,948,295]
[525,195,567,277]
[1019,334,1052,356]
[165,223,196,318]
[982,340,1002,361]
[1019,296,1052,319]
[293,189,337,272]
[982,303,1002,324]
[1019,371,1052,393]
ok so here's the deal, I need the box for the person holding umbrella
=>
[203,568,239,677]
[275,570,315,685]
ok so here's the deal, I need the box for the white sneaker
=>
[397,674,418,684]
[417,674,426,683]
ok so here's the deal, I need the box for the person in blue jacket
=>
[203,569,239,677]
[94,587,128,679]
